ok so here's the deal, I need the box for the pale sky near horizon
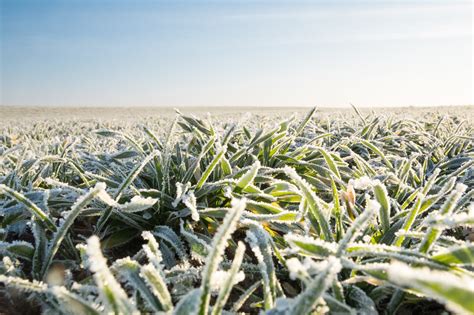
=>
[0,0,473,107]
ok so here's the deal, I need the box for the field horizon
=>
[1,105,473,122]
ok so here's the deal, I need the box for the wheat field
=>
[0,106,473,314]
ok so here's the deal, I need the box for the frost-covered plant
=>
[1,106,473,314]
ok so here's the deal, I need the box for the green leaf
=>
[101,228,140,250]
[246,224,278,310]
[1,241,34,261]
[211,241,246,315]
[235,160,260,190]
[84,236,138,314]
[114,258,165,313]
[0,184,56,231]
[285,234,336,258]
[373,181,391,233]
[284,167,333,241]
[196,146,226,189]
[42,183,108,278]
[317,148,341,180]
[174,288,202,315]
[432,244,474,266]
[140,264,173,312]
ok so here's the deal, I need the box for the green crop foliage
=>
[0,107,473,314]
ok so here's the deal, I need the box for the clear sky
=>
[0,0,472,107]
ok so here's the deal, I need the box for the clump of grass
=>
[0,107,473,314]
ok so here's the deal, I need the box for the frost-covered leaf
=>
[84,236,138,314]
[198,198,246,315]
[118,195,158,213]
[432,244,474,266]
[0,241,34,261]
[387,261,474,314]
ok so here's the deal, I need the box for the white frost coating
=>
[71,182,107,212]
[96,187,157,212]
[96,188,118,206]
[93,182,107,191]
[141,231,163,269]
[397,230,465,246]
[223,185,233,199]
[119,195,158,213]
[241,210,299,223]
[100,189,157,211]
[349,176,375,190]
[268,297,295,313]
[234,270,245,284]
[209,270,245,292]
[366,198,381,213]
[172,182,199,221]
[425,210,474,228]
[284,233,338,254]
[0,275,47,293]
[183,191,199,221]
[286,258,309,281]
[165,264,201,286]
[321,256,342,274]
[347,242,419,254]
[41,189,50,214]
[454,183,468,194]
[302,256,342,276]
[70,282,99,296]
[172,182,191,208]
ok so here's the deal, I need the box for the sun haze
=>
[1,0,472,107]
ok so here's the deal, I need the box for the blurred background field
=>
[1,105,473,123]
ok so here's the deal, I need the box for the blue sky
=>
[0,0,472,107]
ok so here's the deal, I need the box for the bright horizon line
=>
[1,103,473,109]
